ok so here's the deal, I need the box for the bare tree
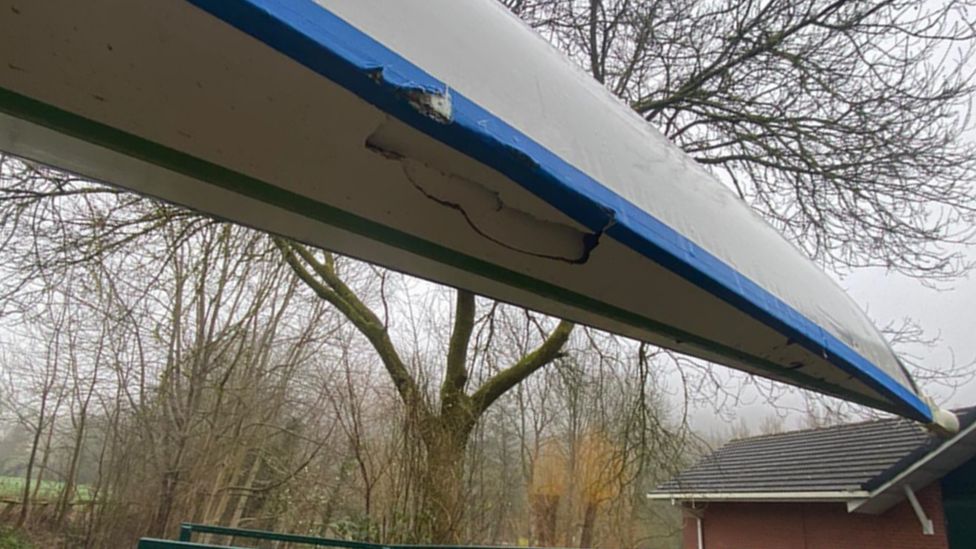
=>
[276,239,572,543]
[506,0,976,280]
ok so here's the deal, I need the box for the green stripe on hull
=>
[0,85,897,414]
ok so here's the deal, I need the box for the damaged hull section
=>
[0,0,947,425]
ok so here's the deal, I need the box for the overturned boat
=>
[0,0,956,430]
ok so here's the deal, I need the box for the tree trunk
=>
[151,441,187,538]
[16,415,44,527]
[579,502,598,549]
[531,494,560,547]
[56,409,87,525]
[422,424,470,544]
[229,451,264,529]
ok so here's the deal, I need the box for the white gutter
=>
[682,504,706,549]
[848,412,976,514]
[902,485,935,535]
[696,515,704,549]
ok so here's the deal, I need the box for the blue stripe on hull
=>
[185,0,931,422]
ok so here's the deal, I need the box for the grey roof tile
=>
[653,407,976,494]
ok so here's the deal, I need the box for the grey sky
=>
[845,256,976,409]
[689,249,976,434]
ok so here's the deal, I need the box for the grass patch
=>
[0,477,93,503]
[0,527,31,549]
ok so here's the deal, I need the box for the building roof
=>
[649,407,976,508]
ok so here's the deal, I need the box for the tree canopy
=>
[507,0,976,280]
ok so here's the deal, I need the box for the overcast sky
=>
[845,256,976,410]
[688,247,976,434]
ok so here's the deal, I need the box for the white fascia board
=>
[849,417,976,514]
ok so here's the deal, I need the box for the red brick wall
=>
[680,483,949,549]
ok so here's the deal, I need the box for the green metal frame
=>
[135,523,571,549]
[138,539,245,549]
[177,523,381,547]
